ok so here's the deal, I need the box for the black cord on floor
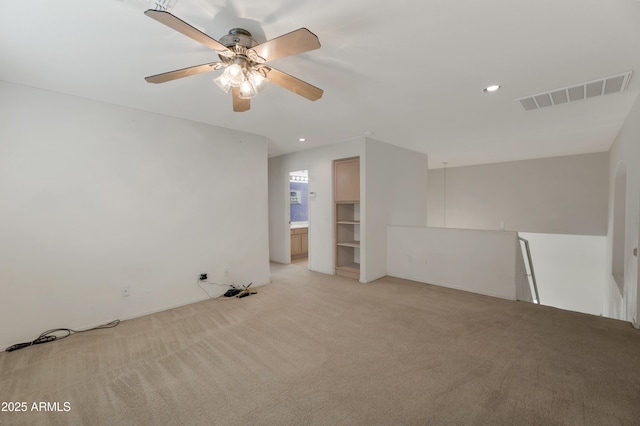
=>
[5,319,120,353]
[197,279,236,299]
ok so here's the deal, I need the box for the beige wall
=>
[0,82,271,349]
[428,152,609,235]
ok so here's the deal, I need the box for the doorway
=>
[289,170,309,266]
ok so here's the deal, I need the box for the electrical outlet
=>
[121,286,130,297]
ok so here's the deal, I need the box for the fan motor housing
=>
[220,28,257,49]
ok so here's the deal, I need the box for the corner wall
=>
[268,138,428,283]
[364,138,428,282]
[0,82,271,349]
[605,93,640,326]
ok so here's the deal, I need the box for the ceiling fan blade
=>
[265,67,323,101]
[232,86,250,112]
[250,28,320,62]
[144,10,232,55]
[145,62,224,84]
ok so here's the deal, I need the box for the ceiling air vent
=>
[517,71,632,111]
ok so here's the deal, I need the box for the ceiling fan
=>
[144,10,323,112]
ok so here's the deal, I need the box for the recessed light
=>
[298,138,307,142]
[483,85,502,93]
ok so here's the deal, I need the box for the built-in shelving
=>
[334,157,360,280]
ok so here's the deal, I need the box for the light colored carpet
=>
[1,262,640,425]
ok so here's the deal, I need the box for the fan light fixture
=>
[143,11,324,112]
[214,60,268,99]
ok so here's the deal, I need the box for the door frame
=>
[285,168,310,266]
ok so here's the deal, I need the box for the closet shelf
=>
[336,263,360,272]
[337,241,360,248]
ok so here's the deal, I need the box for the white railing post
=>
[518,236,540,304]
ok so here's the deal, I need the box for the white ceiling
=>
[1,0,640,168]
